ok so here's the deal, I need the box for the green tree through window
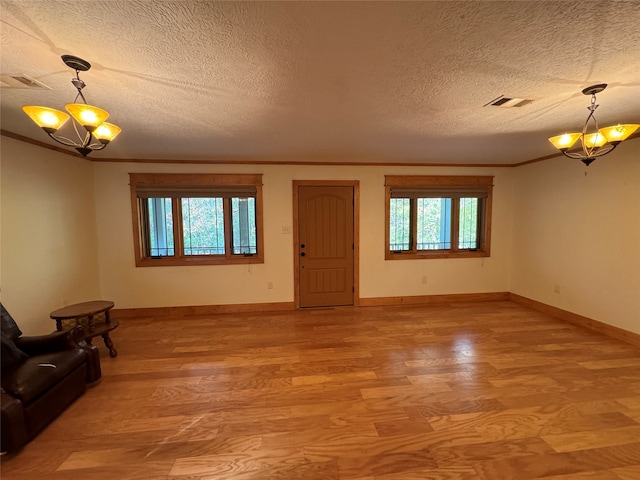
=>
[385,175,492,260]
[130,173,263,267]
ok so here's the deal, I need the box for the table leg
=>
[102,333,118,357]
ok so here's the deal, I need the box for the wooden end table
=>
[50,300,118,357]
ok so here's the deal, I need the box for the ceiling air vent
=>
[0,74,51,89]
[483,95,532,108]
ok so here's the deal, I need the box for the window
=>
[385,175,493,259]
[130,173,263,266]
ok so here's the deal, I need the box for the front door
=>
[297,185,354,308]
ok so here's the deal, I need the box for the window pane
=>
[459,197,479,249]
[182,198,225,255]
[147,198,174,256]
[231,197,257,254]
[417,198,451,250]
[389,198,410,250]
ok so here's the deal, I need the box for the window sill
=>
[386,250,490,260]
[135,255,264,267]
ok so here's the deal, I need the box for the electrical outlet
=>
[267,281,274,290]
[421,275,428,284]
[554,284,561,294]
[281,226,292,234]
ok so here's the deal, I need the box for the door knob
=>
[300,252,306,256]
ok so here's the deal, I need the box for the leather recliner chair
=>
[1,303,102,453]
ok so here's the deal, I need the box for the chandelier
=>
[22,55,121,157]
[548,84,638,166]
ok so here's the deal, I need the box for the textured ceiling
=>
[1,1,639,165]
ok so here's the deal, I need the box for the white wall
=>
[0,137,101,334]
[93,162,514,308]
[510,140,640,334]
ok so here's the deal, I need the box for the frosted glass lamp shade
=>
[93,122,122,143]
[548,132,581,150]
[22,106,70,133]
[599,124,640,144]
[583,132,608,148]
[65,103,109,132]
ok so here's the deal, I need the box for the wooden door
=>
[297,186,354,308]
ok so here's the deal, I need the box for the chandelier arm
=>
[46,132,83,148]
[68,118,92,148]
[86,141,108,151]
[581,107,596,134]
[77,90,88,104]
[50,133,104,152]
[591,143,617,158]
[561,150,589,160]
[561,143,617,161]
[73,90,88,105]
[73,70,89,103]
[581,105,599,159]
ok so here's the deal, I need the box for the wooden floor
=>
[2,301,640,479]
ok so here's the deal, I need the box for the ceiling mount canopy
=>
[22,55,121,157]
[548,84,639,166]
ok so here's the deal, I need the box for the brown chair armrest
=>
[15,326,85,355]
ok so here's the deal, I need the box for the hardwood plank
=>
[542,425,640,453]
[290,398,410,426]
[578,358,640,369]
[261,422,380,450]
[337,449,438,478]
[374,467,480,480]
[360,383,452,399]
[168,447,305,477]
[499,387,640,410]
[474,442,640,479]
[57,446,166,471]
[216,414,332,438]
[527,472,623,480]
[374,417,434,437]
[404,398,506,418]
[303,428,492,463]
[430,436,555,467]
[612,464,640,480]
[3,461,175,480]
[195,459,341,480]
[430,407,637,441]
[292,370,377,386]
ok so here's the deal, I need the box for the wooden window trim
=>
[130,173,264,267]
[385,175,493,260]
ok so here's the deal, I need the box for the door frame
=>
[292,180,360,309]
